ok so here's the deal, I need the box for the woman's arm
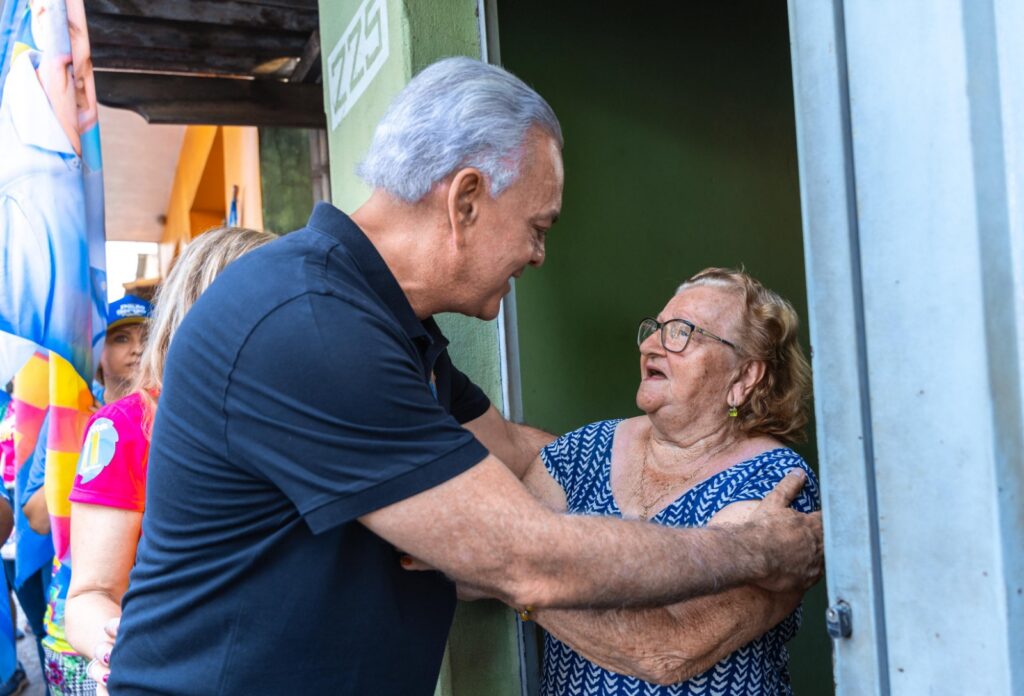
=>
[23,487,50,535]
[23,420,51,535]
[0,496,12,543]
[521,458,803,685]
[65,502,142,672]
[464,406,557,479]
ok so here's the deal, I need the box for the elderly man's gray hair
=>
[357,56,563,202]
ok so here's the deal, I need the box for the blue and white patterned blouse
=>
[539,419,820,696]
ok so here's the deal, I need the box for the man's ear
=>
[729,360,766,407]
[446,168,485,247]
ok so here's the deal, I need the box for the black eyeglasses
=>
[637,317,737,353]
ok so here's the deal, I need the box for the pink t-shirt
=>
[68,392,150,512]
[0,405,15,486]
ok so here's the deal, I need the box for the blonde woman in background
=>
[63,227,275,695]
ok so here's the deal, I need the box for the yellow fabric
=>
[13,353,49,409]
[43,449,77,518]
[48,353,92,410]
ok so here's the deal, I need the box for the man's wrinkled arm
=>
[365,449,821,613]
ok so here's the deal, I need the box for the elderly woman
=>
[522,267,820,695]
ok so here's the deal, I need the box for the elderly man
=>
[109,58,822,695]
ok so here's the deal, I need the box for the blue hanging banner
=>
[0,0,107,387]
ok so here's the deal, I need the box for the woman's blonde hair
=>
[133,226,275,431]
[679,267,812,444]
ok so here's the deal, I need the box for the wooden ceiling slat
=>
[88,12,308,55]
[86,0,325,126]
[229,0,319,11]
[289,30,321,84]
[95,71,326,128]
[92,44,263,77]
[84,0,318,34]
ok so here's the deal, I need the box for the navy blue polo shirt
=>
[110,204,491,695]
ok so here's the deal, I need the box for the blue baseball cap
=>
[107,295,152,331]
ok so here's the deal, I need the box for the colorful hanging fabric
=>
[10,354,54,589]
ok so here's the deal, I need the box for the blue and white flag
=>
[0,0,107,386]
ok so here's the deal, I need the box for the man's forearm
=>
[365,457,820,612]
[520,514,771,610]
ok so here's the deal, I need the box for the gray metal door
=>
[787,1,1024,694]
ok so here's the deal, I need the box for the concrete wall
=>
[258,127,313,235]
[316,2,523,694]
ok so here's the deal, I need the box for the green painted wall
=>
[317,2,523,695]
[499,2,834,694]
[259,127,313,235]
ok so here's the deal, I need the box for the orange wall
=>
[222,127,263,234]
[161,125,264,272]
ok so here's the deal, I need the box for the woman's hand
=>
[87,617,119,695]
[398,554,492,601]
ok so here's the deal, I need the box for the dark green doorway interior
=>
[499,1,833,694]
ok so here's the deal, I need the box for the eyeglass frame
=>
[637,317,738,354]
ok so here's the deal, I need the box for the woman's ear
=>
[446,168,485,247]
[729,360,766,407]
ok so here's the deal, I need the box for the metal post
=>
[788,0,1024,692]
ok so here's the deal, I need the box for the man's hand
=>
[743,470,824,594]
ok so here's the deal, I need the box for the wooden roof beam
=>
[229,0,318,11]
[84,0,318,33]
[95,71,326,128]
[92,44,268,77]
[87,12,309,55]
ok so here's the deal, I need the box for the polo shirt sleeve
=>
[224,294,490,534]
[436,351,490,424]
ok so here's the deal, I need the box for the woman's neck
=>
[104,381,132,404]
[643,418,738,476]
[611,416,783,520]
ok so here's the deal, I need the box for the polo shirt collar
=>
[307,203,446,348]
[6,51,77,157]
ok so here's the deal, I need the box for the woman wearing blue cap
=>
[93,295,152,407]
[24,295,152,540]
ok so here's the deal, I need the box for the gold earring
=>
[728,405,739,418]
